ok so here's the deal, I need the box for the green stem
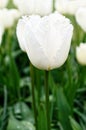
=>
[3,86,7,120]
[30,63,38,130]
[52,0,55,12]
[45,71,50,130]
[35,69,41,105]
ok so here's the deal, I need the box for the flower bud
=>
[76,43,86,65]
[0,8,21,28]
[75,7,86,32]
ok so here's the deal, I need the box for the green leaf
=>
[7,113,35,130]
[56,87,72,130]
[8,54,20,99]
[69,116,82,130]
[13,102,33,122]
[22,121,35,130]
[37,104,47,130]
[0,86,8,130]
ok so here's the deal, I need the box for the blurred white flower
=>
[16,12,73,70]
[55,0,86,15]
[0,8,21,28]
[55,0,69,14]
[13,0,53,16]
[0,0,8,8]
[0,25,4,45]
[75,7,86,32]
[76,43,86,65]
[0,8,20,45]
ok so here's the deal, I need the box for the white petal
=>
[0,0,8,8]
[25,24,50,70]
[53,24,73,69]
[16,16,29,52]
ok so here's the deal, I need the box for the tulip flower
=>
[55,0,86,15]
[0,0,8,8]
[0,8,20,45]
[76,43,86,65]
[55,0,69,14]
[13,0,53,16]
[75,7,86,32]
[17,12,73,70]
[0,8,20,28]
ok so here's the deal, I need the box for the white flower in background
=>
[0,25,4,45]
[0,0,8,8]
[0,8,20,28]
[13,0,53,16]
[55,0,69,14]
[16,12,73,70]
[55,0,86,15]
[76,43,86,65]
[75,7,86,32]
[0,8,20,45]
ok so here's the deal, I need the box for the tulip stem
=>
[30,63,38,130]
[53,0,55,12]
[45,71,50,130]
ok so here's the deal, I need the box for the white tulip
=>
[0,9,21,45]
[0,8,21,28]
[17,12,73,70]
[75,7,86,32]
[13,0,53,16]
[55,0,69,14]
[0,0,8,8]
[76,43,86,65]
[0,25,4,45]
[55,0,86,15]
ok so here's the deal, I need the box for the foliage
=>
[0,2,86,130]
